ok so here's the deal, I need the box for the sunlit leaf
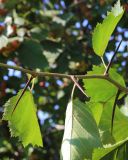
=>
[99,99,128,143]
[92,0,124,56]
[92,99,128,160]
[90,96,128,160]
[90,97,116,145]
[92,139,128,160]
[83,65,125,102]
[88,102,103,125]
[61,99,102,160]
[3,90,43,147]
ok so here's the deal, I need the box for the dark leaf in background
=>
[17,40,48,69]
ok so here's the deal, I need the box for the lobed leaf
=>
[2,90,43,147]
[92,0,124,57]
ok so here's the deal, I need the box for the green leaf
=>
[88,102,103,125]
[2,90,43,147]
[61,99,102,160]
[99,99,128,143]
[92,139,128,160]
[31,28,49,41]
[17,39,48,69]
[92,0,124,57]
[5,0,20,9]
[89,98,116,145]
[91,96,128,160]
[115,142,128,160]
[83,65,125,102]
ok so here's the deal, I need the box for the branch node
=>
[70,75,89,99]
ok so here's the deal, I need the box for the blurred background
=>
[0,0,128,159]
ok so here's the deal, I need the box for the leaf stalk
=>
[104,40,122,75]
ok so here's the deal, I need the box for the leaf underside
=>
[61,97,128,160]
[61,100,102,160]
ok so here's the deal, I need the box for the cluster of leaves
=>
[0,0,128,159]
[0,0,99,159]
[61,1,128,160]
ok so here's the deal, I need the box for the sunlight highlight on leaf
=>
[2,90,43,147]
[92,0,124,57]
[83,65,125,102]
[61,99,102,160]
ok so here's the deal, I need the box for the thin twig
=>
[104,40,122,75]
[0,62,70,78]
[0,62,128,94]
[11,76,33,115]
[111,89,121,134]
[70,76,89,98]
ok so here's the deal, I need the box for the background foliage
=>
[0,0,128,159]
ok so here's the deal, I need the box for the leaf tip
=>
[111,0,124,17]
